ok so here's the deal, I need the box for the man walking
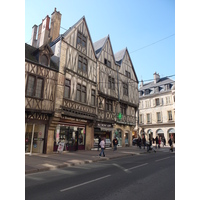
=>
[113,137,118,151]
[99,138,105,157]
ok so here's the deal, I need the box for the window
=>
[145,89,150,95]
[123,83,128,96]
[155,98,160,106]
[76,84,86,103]
[26,74,44,98]
[104,58,111,67]
[64,79,71,98]
[166,96,171,104]
[139,114,144,124]
[145,100,150,108]
[106,99,113,111]
[147,113,151,123]
[156,112,161,122]
[78,55,87,72]
[40,54,48,66]
[165,84,171,90]
[168,111,172,121]
[91,89,95,106]
[139,91,143,96]
[108,76,115,90]
[125,71,131,78]
[120,103,127,115]
[155,86,160,93]
[77,32,87,48]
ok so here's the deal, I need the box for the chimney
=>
[31,25,38,47]
[36,15,50,47]
[50,8,62,41]
[140,80,143,88]
[153,72,160,83]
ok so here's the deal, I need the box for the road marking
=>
[125,163,148,171]
[155,156,171,162]
[60,175,111,192]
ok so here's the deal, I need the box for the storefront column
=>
[85,125,94,150]
[128,131,132,146]
[30,124,35,156]
[46,129,54,154]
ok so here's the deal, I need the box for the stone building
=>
[138,72,175,143]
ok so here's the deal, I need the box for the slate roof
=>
[25,43,59,71]
[93,36,108,58]
[114,48,126,65]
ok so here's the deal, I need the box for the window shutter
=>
[160,111,163,122]
[153,99,155,107]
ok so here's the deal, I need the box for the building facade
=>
[25,8,139,153]
[138,72,175,143]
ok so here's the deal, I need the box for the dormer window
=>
[165,84,171,90]
[139,91,143,96]
[40,54,48,66]
[155,86,160,93]
[104,58,111,67]
[145,89,150,95]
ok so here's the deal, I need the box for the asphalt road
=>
[25,151,175,200]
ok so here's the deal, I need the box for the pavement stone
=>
[25,145,174,174]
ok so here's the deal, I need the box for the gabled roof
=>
[93,35,116,62]
[49,16,96,58]
[93,36,108,58]
[115,48,139,83]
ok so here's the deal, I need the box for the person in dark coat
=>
[163,137,166,146]
[156,136,158,149]
[142,135,146,149]
[98,136,101,151]
[168,138,173,152]
[113,137,118,151]
[138,136,141,149]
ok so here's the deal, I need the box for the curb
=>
[25,151,149,175]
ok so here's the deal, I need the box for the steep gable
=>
[115,48,138,83]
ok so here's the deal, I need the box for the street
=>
[25,151,175,200]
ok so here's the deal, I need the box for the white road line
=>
[125,163,148,171]
[155,156,171,162]
[60,175,111,192]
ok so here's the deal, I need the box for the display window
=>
[54,125,85,151]
[25,124,45,154]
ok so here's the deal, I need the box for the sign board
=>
[57,142,65,152]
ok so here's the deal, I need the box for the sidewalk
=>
[25,145,173,174]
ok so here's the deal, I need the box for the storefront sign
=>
[97,123,112,128]
[57,142,65,152]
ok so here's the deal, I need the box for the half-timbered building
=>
[25,8,139,153]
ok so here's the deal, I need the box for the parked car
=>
[132,138,138,146]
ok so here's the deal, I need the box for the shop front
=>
[53,121,86,152]
[114,129,122,147]
[25,123,46,154]
[94,123,113,149]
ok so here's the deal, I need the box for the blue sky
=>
[25,0,175,83]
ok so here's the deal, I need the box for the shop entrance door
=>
[25,124,45,154]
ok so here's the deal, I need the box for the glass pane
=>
[64,86,70,98]
[82,92,86,103]
[35,78,43,98]
[25,124,33,153]
[32,124,45,153]
[77,90,81,101]
[27,76,35,96]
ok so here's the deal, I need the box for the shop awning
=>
[156,129,164,134]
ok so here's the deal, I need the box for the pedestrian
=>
[152,137,155,144]
[156,136,158,149]
[163,137,166,146]
[168,138,173,152]
[142,135,146,149]
[99,138,105,157]
[138,136,141,149]
[98,136,101,151]
[158,137,161,148]
[113,137,118,151]
[147,136,156,153]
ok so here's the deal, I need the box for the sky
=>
[25,0,175,84]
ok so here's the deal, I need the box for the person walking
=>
[137,136,141,149]
[98,136,101,151]
[142,135,146,149]
[168,137,173,152]
[156,136,158,149]
[163,137,166,146]
[147,136,156,153]
[113,137,118,151]
[158,137,161,148]
[99,138,105,157]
